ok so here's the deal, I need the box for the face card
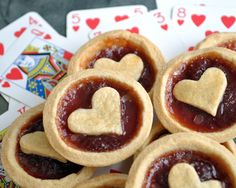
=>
[0,26,75,107]
[66,5,148,50]
[0,12,58,58]
[89,15,185,61]
[0,93,29,139]
[0,77,44,107]
[172,5,236,50]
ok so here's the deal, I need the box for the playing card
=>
[93,157,133,177]
[0,93,29,139]
[0,12,58,58]
[148,9,175,33]
[156,0,236,18]
[66,5,148,49]
[0,26,75,107]
[89,15,185,61]
[172,5,236,50]
[0,76,44,107]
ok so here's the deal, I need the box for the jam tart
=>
[153,47,236,143]
[43,69,153,167]
[126,133,236,188]
[134,121,168,158]
[68,30,165,94]
[196,32,236,51]
[1,104,94,188]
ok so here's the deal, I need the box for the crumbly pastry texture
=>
[195,32,236,50]
[134,121,166,158]
[68,30,165,95]
[173,67,227,116]
[43,69,153,167]
[153,47,236,143]
[68,87,122,135]
[94,54,144,80]
[168,163,221,188]
[126,133,236,188]
[1,104,95,188]
[20,131,67,163]
[75,173,127,188]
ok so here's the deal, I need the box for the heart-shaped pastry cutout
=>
[168,163,221,188]
[20,131,67,163]
[94,54,144,80]
[68,87,122,135]
[173,67,227,116]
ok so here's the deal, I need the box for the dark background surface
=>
[0,0,157,36]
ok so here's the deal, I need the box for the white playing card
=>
[0,26,75,107]
[0,76,44,107]
[66,5,148,50]
[89,15,185,61]
[0,93,29,137]
[93,157,133,177]
[0,12,58,58]
[172,5,236,51]
[156,0,236,18]
[148,9,177,34]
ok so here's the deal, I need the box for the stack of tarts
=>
[1,30,236,188]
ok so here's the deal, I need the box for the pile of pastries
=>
[2,30,236,188]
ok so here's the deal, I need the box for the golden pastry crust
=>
[75,173,127,188]
[173,67,227,116]
[153,47,236,143]
[43,69,153,167]
[126,133,236,188]
[1,104,94,188]
[134,121,167,158]
[223,140,236,156]
[195,32,236,50]
[68,30,165,94]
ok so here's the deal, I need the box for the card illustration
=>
[4,38,73,99]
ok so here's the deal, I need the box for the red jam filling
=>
[56,77,143,152]
[166,53,236,132]
[85,38,157,92]
[218,40,236,51]
[143,150,231,188]
[16,115,82,179]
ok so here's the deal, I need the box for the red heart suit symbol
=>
[0,43,4,56]
[44,34,52,40]
[73,26,79,31]
[177,20,184,26]
[205,30,218,37]
[14,27,27,38]
[2,81,10,88]
[161,24,168,31]
[221,16,235,29]
[63,51,73,61]
[191,14,206,27]
[86,18,100,29]
[188,46,194,51]
[115,15,129,22]
[6,68,23,80]
[126,27,139,34]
